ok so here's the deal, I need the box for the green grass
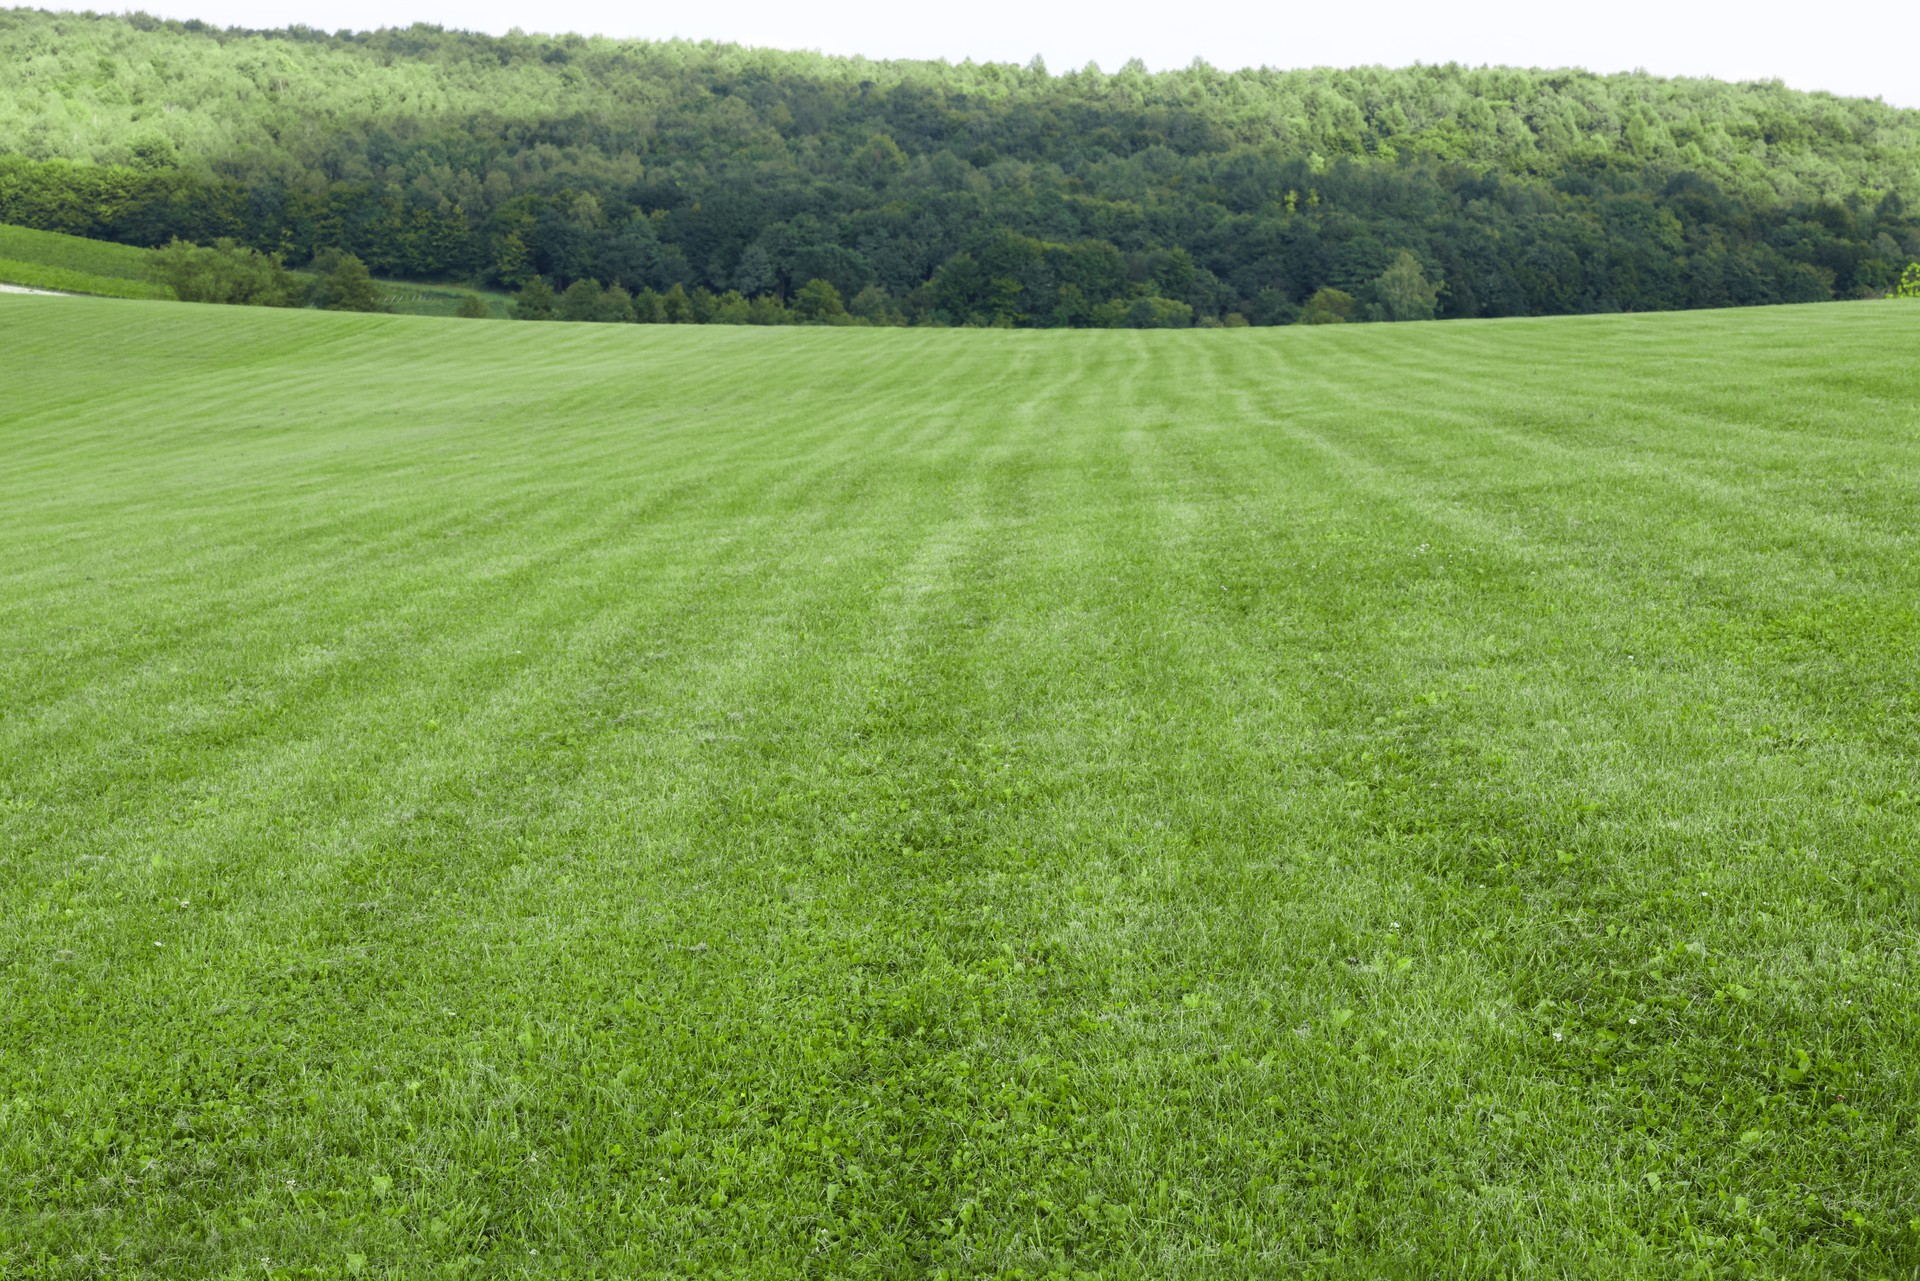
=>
[375,278,515,318]
[0,223,505,313]
[0,224,172,299]
[0,258,174,299]
[2,297,1918,1278]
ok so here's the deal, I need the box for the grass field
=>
[0,224,506,314]
[0,225,173,300]
[374,278,515,319]
[2,297,1918,1277]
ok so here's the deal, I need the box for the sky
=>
[85,0,1920,107]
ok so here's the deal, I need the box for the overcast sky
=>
[91,0,1920,107]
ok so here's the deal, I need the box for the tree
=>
[1299,287,1357,324]
[733,245,776,298]
[1897,263,1920,299]
[852,133,907,185]
[511,277,557,320]
[309,250,386,312]
[1125,296,1194,328]
[557,278,634,322]
[848,285,898,325]
[660,283,694,323]
[456,293,492,318]
[792,277,846,322]
[1369,251,1441,321]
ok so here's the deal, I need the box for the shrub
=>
[1300,287,1358,324]
[511,277,556,320]
[308,249,387,312]
[153,237,302,307]
[792,278,846,323]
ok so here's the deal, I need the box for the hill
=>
[1,8,1918,323]
[0,221,173,298]
[0,220,512,313]
[4,296,1920,1272]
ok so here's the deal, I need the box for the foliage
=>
[1,10,1918,325]
[1369,250,1443,321]
[152,236,302,306]
[791,277,847,323]
[5,297,1920,1273]
[454,292,492,318]
[512,276,556,320]
[306,248,386,312]
[1896,262,1920,298]
[1300,286,1359,323]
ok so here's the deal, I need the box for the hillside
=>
[4,296,1920,1272]
[0,220,514,313]
[1,8,1918,323]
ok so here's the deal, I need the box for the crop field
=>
[2,297,1918,1277]
[373,279,514,319]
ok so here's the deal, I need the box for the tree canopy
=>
[2,8,1917,324]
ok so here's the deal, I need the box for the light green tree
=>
[793,277,846,322]
[1370,251,1442,321]
[1896,263,1920,299]
[1299,287,1357,324]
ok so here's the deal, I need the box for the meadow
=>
[2,297,1918,1277]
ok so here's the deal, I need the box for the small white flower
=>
[1552,1031,1563,1041]
[1390,921,1400,930]
[1629,1018,1638,1025]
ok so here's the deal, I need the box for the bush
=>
[511,277,556,320]
[1125,296,1193,329]
[1300,287,1358,324]
[557,278,635,323]
[308,249,387,312]
[792,278,846,323]
[1896,263,1920,299]
[455,293,492,318]
[153,237,302,307]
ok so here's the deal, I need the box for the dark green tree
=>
[154,238,302,307]
[511,277,557,320]
[309,250,386,312]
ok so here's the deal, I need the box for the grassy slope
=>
[1,299,1918,1277]
[0,222,508,313]
[0,223,172,299]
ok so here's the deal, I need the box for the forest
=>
[2,7,1918,324]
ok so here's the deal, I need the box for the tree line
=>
[2,9,1917,325]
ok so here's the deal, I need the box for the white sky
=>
[89,0,1920,107]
